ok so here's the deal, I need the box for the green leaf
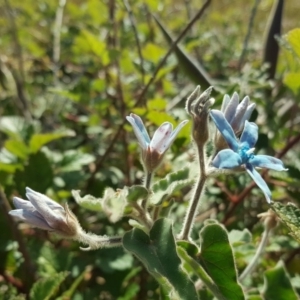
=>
[4,139,29,159]
[142,43,166,63]
[29,132,74,153]
[30,271,68,300]
[72,190,102,212]
[151,167,193,205]
[0,162,23,173]
[199,222,245,300]
[127,185,149,202]
[283,72,300,94]
[177,246,226,300]
[123,218,198,300]
[72,187,127,222]
[286,28,300,59]
[153,15,212,88]
[271,202,300,243]
[263,261,298,300]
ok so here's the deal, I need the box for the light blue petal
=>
[126,114,150,149]
[9,209,53,231]
[212,149,242,169]
[210,110,239,152]
[224,92,239,124]
[246,163,272,203]
[249,155,287,171]
[230,96,249,132]
[150,122,173,153]
[240,121,258,149]
[238,103,256,132]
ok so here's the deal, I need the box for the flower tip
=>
[25,186,34,193]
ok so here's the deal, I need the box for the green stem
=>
[179,147,206,240]
[141,171,152,209]
[239,226,270,281]
[78,230,123,251]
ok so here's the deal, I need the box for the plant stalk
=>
[179,146,206,240]
[239,226,270,281]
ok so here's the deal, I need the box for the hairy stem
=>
[239,226,271,281]
[78,230,123,251]
[179,146,206,240]
[141,171,152,209]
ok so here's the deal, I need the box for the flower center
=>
[239,146,255,164]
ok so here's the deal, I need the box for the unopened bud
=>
[10,187,81,238]
[186,86,215,146]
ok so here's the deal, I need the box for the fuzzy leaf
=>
[151,167,192,205]
[263,261,298,300]
[72,190,102,212]
[102,187,128,223]
[127,185,149,202]
[199,222,245,300]
[123,218,198,300]
[271,202,300,243]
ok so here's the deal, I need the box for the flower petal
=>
[126,113,150,149]
[210,110,239,151]
[240,121,258,149]
[221,94,230,113]
[224,92,239,123]
[150,122,173,153]
[167,120,188,147]
[249,155,287,171]
[230,96,249,132]
[9,209,53,231]
[13,197,36,211]
[238,103,256,132]
[246,163,272,203]
[25,187,65,227]
[212,149,242,169]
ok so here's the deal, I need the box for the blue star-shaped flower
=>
[210,110,287,203]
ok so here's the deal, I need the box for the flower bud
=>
[9,187,81,238]
[185,85,215,146]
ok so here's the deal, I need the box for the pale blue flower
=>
[126,113,188,172]
[210,110,287,203]
[9,187,80,236]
